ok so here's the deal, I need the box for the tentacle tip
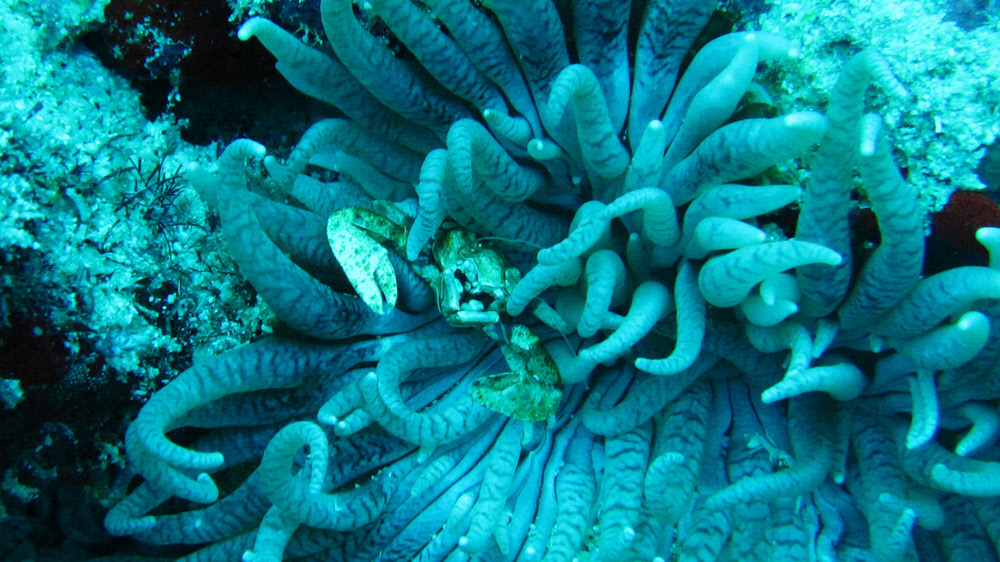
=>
[237,18,263,41]
[505,301,527,317]
[760,387,784,404]
[869,334,886,353]
[784,111,828,133]
[860,139,877,158]
[243,141,267,160]
[976,226,1000,243]
[877,491,898,505]
[930,462,949,481]
[458,536,474,553]
[208,451,226,469]
[957,310,988,331]
[334,420,354,436]
[194,473,221,503]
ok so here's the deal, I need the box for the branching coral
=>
[106,0,1000,560]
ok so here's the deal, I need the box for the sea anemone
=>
[105,0,1000,560]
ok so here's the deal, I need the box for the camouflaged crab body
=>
[427,228,523,330]
[328,202,563,421]
[327,203,520,326]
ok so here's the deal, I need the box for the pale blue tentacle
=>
[796,49,909,318]
[237,17,439,152]
[319,0,471,135]
[636,260,706,375]
[546,64,630,185]
[698,240,842,308]
[627,0,716,146]
[661,33,759,171]
[423,0,540,134]
[663,112,829,204]
[836,114,924,331]
[368,0,505,115]
[570,0,631,133]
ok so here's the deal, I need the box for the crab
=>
[326,201,562,422]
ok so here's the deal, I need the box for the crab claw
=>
[327,208,403,315]
[469,325,562,421]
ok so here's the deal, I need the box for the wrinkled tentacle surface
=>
[109,2,1000,561]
